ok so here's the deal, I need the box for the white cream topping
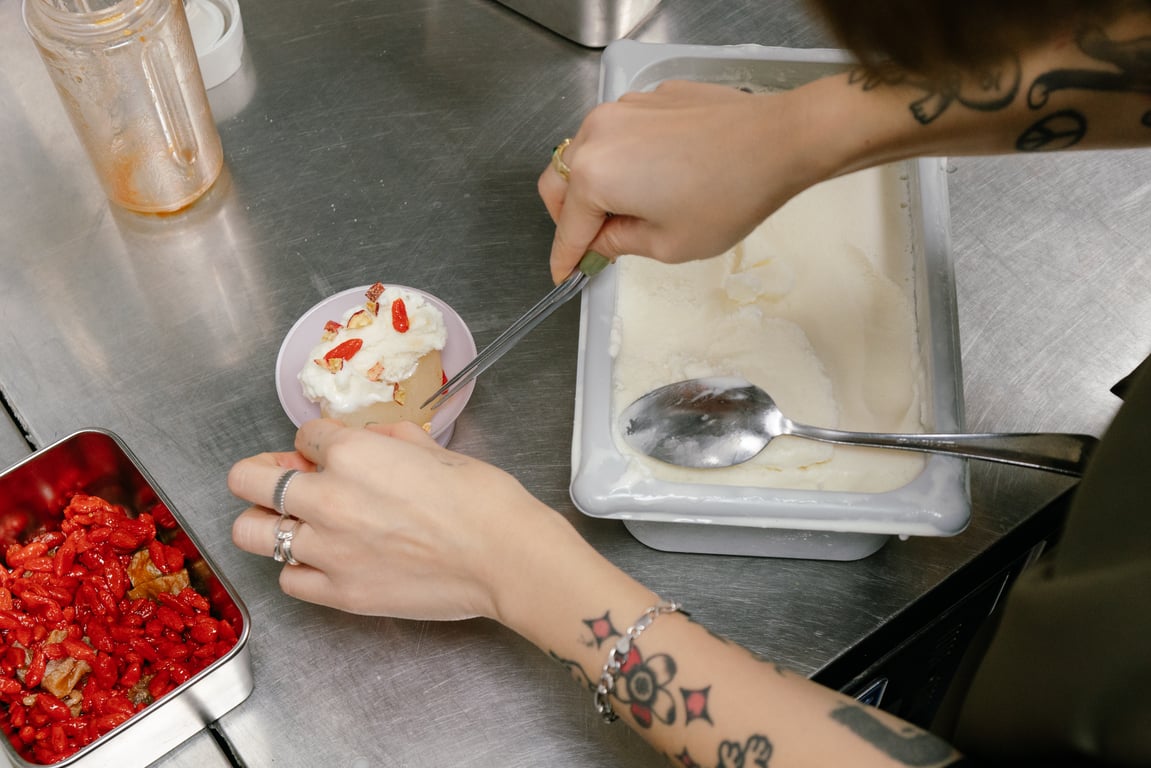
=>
[299,285,447,415]
[611,163,928,493]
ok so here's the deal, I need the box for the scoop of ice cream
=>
[299,284,447,418]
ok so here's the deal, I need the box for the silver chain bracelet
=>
[594,599,687,723]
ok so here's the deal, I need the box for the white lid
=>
[186,0,245,90]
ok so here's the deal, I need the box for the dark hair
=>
[806,0,1141,77]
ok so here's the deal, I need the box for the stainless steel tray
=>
[569,41,970,560]
[0,429,252,767]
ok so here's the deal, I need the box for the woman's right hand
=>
[538,79,837,282]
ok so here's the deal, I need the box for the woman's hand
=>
[228,419,566,622]
[538,79,833,282]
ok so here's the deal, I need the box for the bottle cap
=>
[186,0,245,90]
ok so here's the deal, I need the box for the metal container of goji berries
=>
[0,429,252,767]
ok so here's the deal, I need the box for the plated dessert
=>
[298,282,447,431]
[276,283,477,447]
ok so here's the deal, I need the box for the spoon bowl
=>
[621,377,1097,476]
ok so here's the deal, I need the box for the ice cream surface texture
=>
[299,283,447,429]
[611,163,928,493]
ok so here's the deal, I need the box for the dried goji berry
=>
[188,616,219,645]
[156,606,184,633]
[49,722,67,754]
[42,643,66,661]
[176,588,209,614]
[391,297,410,332]
[61,638,96,664]
[324,338,363,363]
[148,540,184,575]
[35,694,71,722]
[118,660,142,689]
[147,669,172,700]
[149,503,178,531]
[91,712,130,732]
[24,649,47,688]
[6,541,48,568]
[53,535,77,578]
[90,654,117,689]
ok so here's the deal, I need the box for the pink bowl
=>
[275,285,477,447]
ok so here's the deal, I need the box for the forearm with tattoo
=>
[550,611,961,768]
[849,19,1151,152]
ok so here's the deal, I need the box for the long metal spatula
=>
[421,251,610,410]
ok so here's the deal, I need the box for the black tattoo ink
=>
[434,454,468,467]
[681,686,713,725]
[675,747,701,767]
[1028,25,1151,123]
[582,612,620,649]
[546,650,593,691]
[831,704,954,766]
[717,735,773,768]
[849,59,1021,124]
[1016,109,1087,151]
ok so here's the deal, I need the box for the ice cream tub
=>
[570,41,970,560]
[0,429,252,766]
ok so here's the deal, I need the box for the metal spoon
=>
[620,377,1097,476]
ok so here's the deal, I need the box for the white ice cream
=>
[611,163,928,493]
[299,285,447,416]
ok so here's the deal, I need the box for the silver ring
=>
[273,514,302,565]
[272,469,300,517]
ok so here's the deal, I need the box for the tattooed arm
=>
[539,8,1151,281]
[508,533,965,768]
[229,420,966,768]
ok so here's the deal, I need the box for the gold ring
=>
[552,138,572,181]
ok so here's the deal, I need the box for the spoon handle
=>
[785,423,1098,477]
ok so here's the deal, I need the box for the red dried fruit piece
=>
[323,338,363,363]
[391,298,409,333]
[365,282,385,303]
[321,320,343,341]
[346,309,373,329]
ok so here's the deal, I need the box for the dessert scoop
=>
[620,377,1097,476]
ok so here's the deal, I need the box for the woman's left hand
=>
[228,419,564,622]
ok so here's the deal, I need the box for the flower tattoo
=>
[615,644,677,727]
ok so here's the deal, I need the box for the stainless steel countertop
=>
[0,413,28,469]
[2,0,1149,766]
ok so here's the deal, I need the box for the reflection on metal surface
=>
[491,0,662,47]
[206,48,258,122]
[106,166,270,370]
